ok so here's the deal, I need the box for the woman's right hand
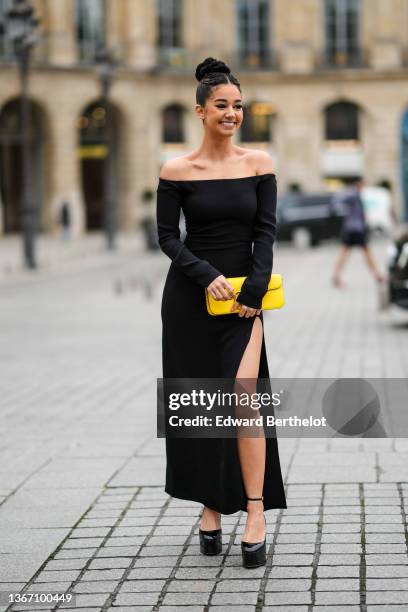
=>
[207,275,235,301]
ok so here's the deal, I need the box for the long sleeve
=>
[237,174,277,309]
[156,179,222,287]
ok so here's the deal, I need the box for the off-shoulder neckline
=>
[158,172,275,183]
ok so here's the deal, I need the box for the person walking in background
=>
[332,177,385,288]
[59,201,71,241]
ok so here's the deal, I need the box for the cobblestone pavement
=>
[0,236,408,612]
[0,233,144,281]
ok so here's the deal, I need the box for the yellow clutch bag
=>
[205,273,284,316]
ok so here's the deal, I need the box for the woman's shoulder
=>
[243,148,275,176]
[159,156,191,181]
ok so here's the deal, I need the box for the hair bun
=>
[195,57,231,82]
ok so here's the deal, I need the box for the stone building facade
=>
[1,0,408,236]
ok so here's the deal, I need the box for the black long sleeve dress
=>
[156,173,287,514]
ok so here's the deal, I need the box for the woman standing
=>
[156,57,287,568]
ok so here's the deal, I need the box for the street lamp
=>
[94,45,117,250]
[4,0,40,269]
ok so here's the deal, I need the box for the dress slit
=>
[234,314,263,380]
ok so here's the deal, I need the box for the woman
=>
[156,57,287,568]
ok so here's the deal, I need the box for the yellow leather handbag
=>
[205,273,284,316]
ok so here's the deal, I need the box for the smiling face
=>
[195,83,243,136]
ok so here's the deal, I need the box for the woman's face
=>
[196,83,243,136]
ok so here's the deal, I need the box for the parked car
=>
[381,231,408,310]
[277,192,343,247]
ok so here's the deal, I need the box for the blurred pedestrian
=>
[141,189,159,250]
[59,201,71,241]
[332,177,385,288]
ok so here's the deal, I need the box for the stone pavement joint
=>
[308,483,325,608]
[396,482,408,556]
[253,505,285,611]
[359,482,367,610]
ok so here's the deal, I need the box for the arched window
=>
[0,98,46,233]
[76,0,106,63]
[162,104,185,143]
[240,102,274,142]
[236,0,270,68]
[325,101,359,141]
[78,100,121,230]
[324,0,361,67]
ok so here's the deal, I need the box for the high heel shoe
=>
[199,527,222,555]
[241,496,266,569]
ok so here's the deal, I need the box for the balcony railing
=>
[0,33,49,64]
[235,49,277,71]
[317,47,366,70]
[155,46,278,73]
[0,33,13,60]
[156,46,189,70]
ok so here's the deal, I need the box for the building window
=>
[76,0,106,63]
[324,0,360,67]
[157,0,182,48]
[157,0,185,67]
[236,0,271,69]
[162,104,185,143]
[325,101,359,140]
[0,0,14,59]
[240,102,274,142]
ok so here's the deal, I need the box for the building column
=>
[110,79,154,230]
[106,0,124,61]
[365,0,404,68]
[274,0,317,73]
[124,0,156,69]
[45,0,76,66]
[364,105,402,218]
[46,105,84,236]
[276,89,321,191]
[183,0,232,65]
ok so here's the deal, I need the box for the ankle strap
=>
[247,496,264,501]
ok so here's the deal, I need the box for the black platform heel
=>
[199,527,222,555]
[241,496,266,569]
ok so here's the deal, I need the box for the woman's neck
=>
[195,132,236,163]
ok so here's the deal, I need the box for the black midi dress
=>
[156,173,287,515]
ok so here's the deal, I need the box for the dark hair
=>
[195,57,241,106]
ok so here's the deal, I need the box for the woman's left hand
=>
[230,299,261,318]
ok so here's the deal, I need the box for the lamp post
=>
[94,45,116,250]
[5,0,40,268]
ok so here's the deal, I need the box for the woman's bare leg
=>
[200,506,221,530]
[201,317,265,537]
[361,245,385,282]
[333,246,350,287]
[236,316,266,542]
